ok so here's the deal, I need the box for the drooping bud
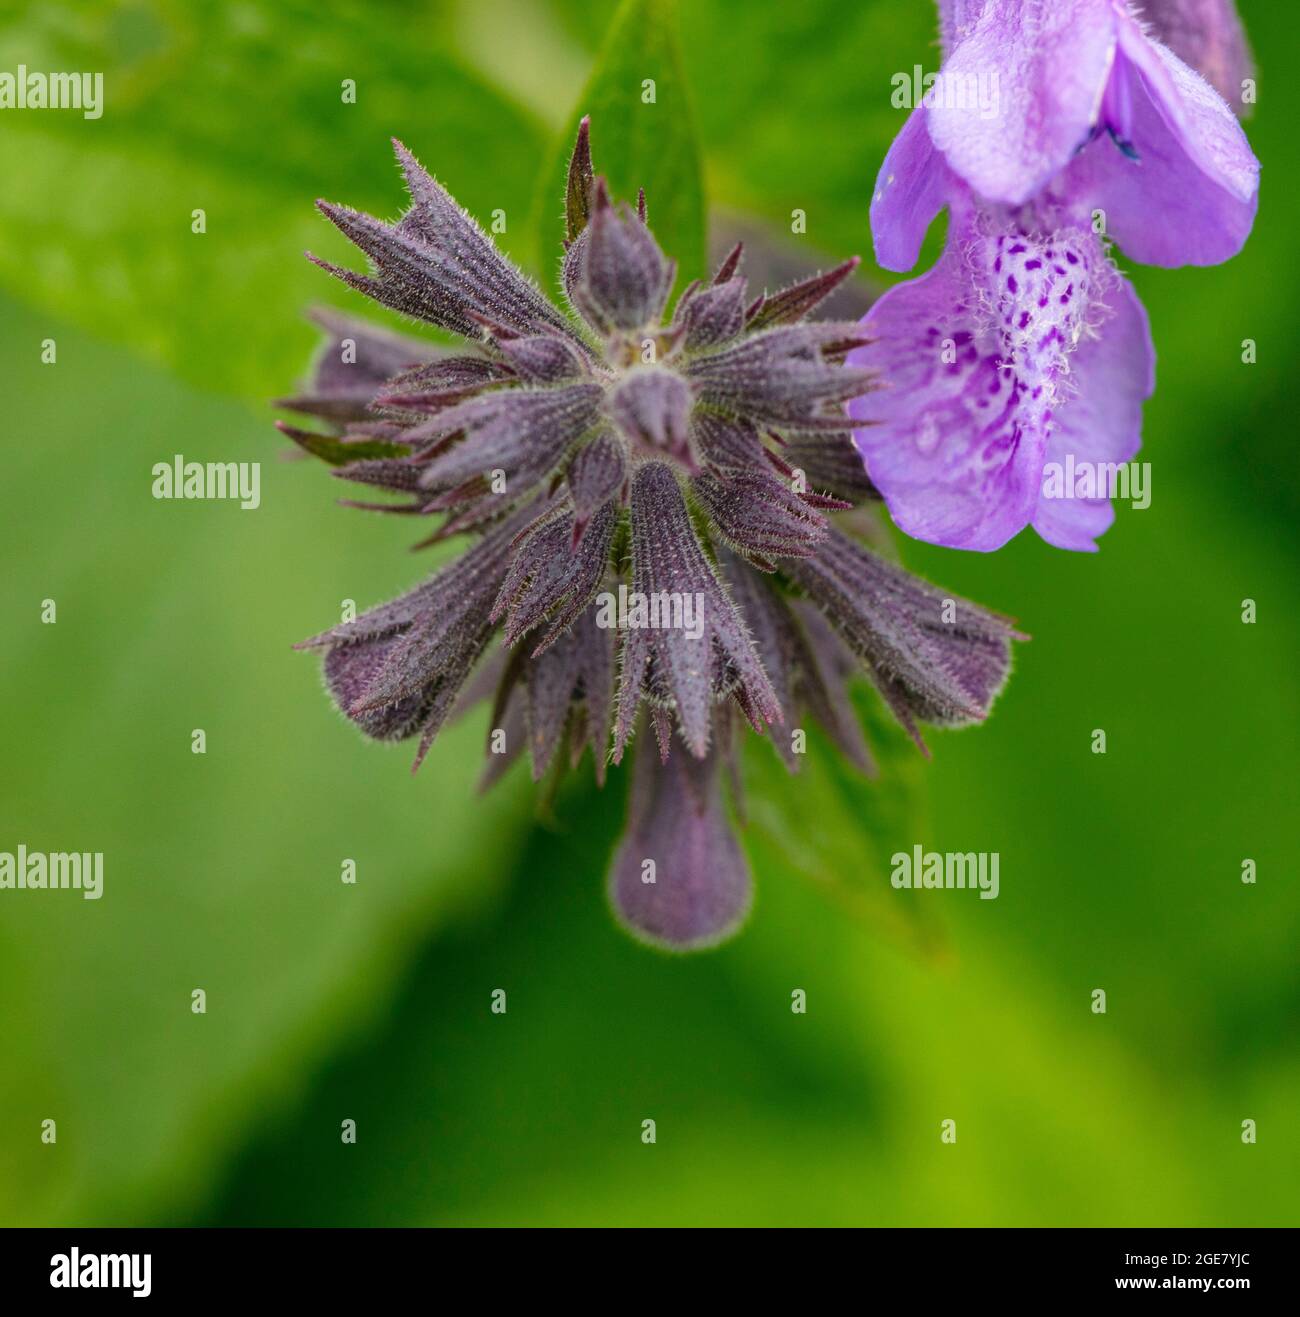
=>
[607,730,751,950]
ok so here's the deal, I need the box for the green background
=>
[1,0,1295,1226]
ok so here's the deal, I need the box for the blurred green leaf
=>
[678,0,937,274]
[0,0,548,400]
[742,697,943,958]
[0,295,532,1225]
[532,0,706,288]
[201,765,1297,1227]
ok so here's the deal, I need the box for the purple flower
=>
[851,0,1259,551]
[279,120,1022,950]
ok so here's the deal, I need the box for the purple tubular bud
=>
[607,730,752,951]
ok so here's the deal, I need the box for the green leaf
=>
[677,0,939,273]
[0,295,532,1225]
[532,0,706,290]
[741,693,944,958]
[202,759,1294,1227]
[0,1,549,402]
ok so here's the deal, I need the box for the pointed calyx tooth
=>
[519,609,614,782]
[689,410,770,475]
[613,462,782,763]
[389,138,574,336]
[686,321,875,428]
[565,115,596,242]
[330,456,425,495]
[415,384,603,494]
[521,620,581,780]
[275,420,411,467]
[276,310,441,423]
[607,731,752,951]
[313,140,579,345]
[324,636,433,742]
[712,242,744,285]
[787,599,876,774]
[782,526,1018,746]
[375,355,513,413]
[746,257,861,330]
[780,432,884,502]
[718,551,874,774]
[304,501,543,770]
[692,465,829,564]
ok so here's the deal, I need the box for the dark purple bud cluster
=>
[280,118,1020,950]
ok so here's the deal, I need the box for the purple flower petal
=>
[852,207,1114,551]
[1032,277,1154,551]
[1064,21,1259,266]
[926,0,1118,206]
[870,106,956,273]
